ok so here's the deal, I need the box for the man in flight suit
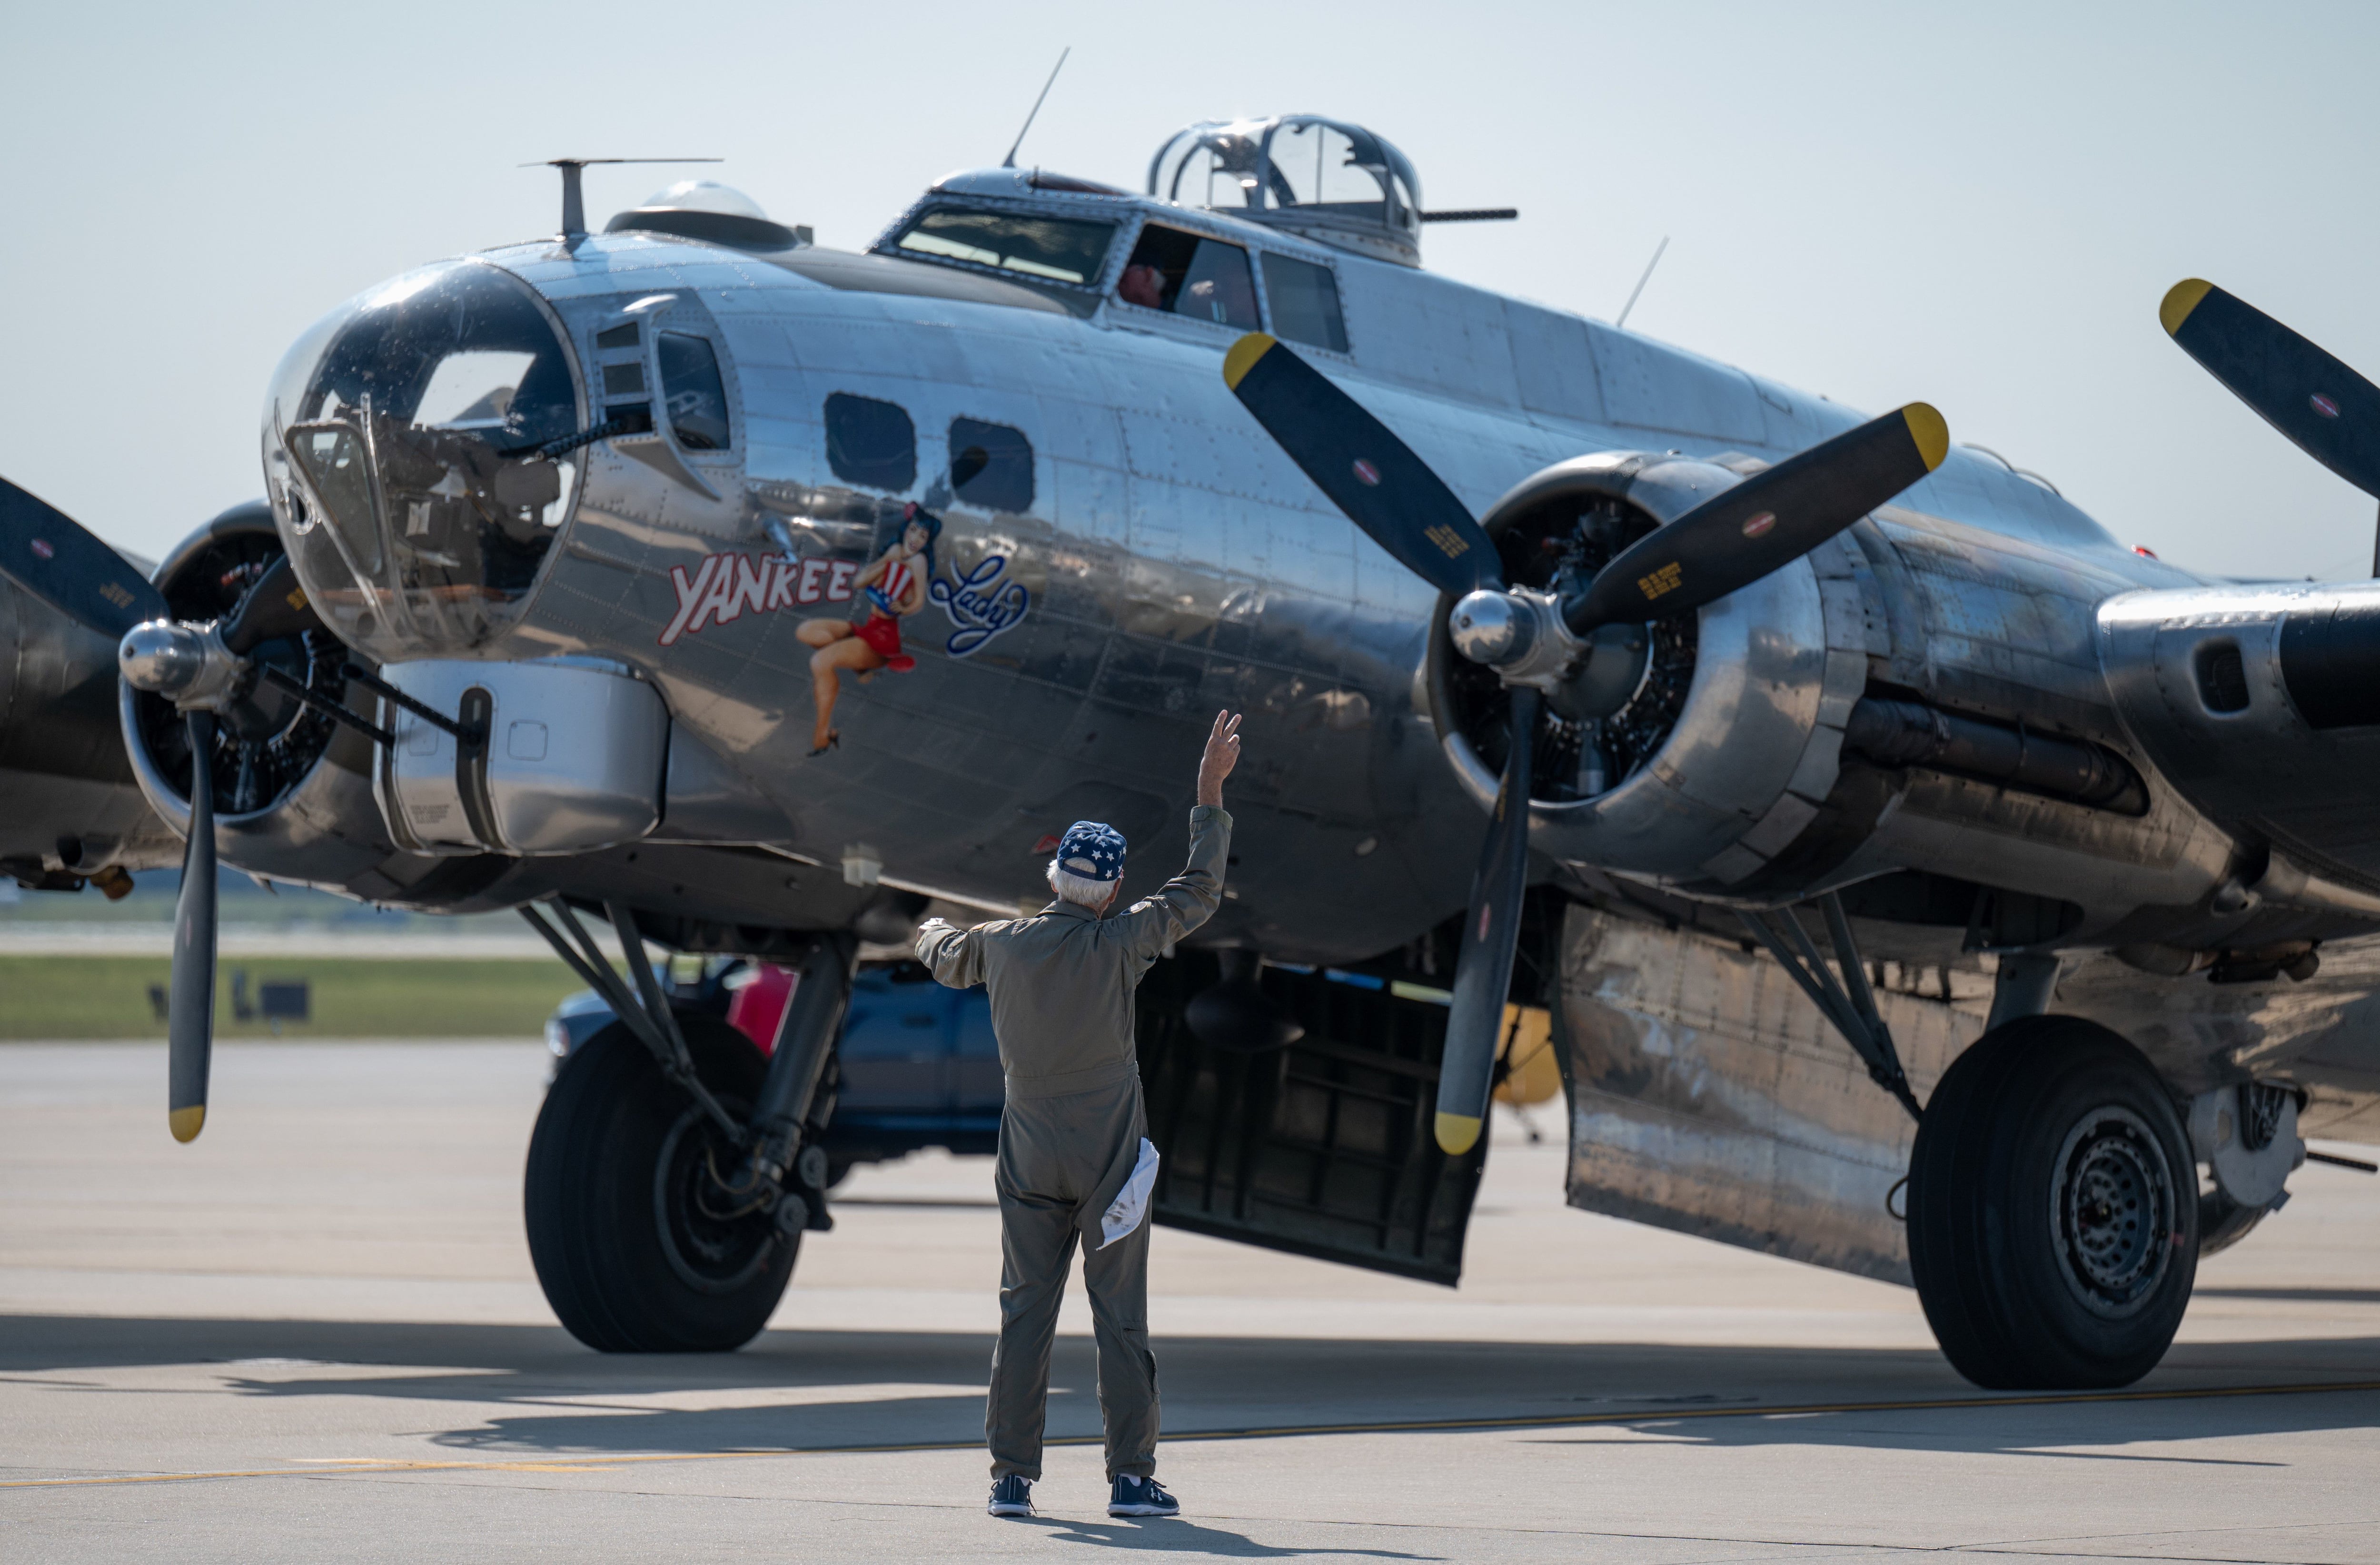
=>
[915,709,1242,1521]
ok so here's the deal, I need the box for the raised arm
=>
[1196,707,1240,809]
[1109,711,1240,964]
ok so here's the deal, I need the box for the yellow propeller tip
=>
[2160,278,2215,337]
[1434,1110,1483,1156]
[1901,402,1950,472]
[1222,333,1277,391]
[169,1105,206,1143]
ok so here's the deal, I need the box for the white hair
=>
[1046,858,1119,909]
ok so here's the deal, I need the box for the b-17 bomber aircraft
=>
[8,113,2380,1390]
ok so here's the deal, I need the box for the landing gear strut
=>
[1737,893,1923,1121]
[519,900,853,1352]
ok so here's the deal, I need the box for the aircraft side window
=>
[1115,223,1258,328]
[1259,252,1349,354]
[825,393,918,493]
[948,417,1033,514]
[658,333,731,451]
[891,205,1118,286]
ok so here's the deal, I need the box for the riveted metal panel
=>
[1586,325,1764,442]
[1505,302,1605,426]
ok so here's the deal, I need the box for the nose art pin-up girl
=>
[797,503,940,756]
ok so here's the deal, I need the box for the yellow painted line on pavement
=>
[7,1378,2377,1490]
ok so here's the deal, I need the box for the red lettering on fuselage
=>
[661,555,721,646]
[657,551,854,646]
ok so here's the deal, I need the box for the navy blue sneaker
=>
[988,1474,1033,1517]
[1108,1474,1179,1517]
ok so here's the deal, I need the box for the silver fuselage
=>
[267,199,2199,931]
[92,174,2364,1140]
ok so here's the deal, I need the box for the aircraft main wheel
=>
[525,1014,797,1352]
[1907,1015,2197,1390]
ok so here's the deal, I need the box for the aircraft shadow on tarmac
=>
[1014,1514,1436,1559]
[2193,1285,2380,1306]
[6,1316,2378,1466]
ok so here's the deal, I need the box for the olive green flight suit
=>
[914,805,1232,1481]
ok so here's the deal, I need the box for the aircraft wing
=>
[0,556,180,891]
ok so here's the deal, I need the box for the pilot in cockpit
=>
[1117,263,1165,311]
[1112,242,1258,327]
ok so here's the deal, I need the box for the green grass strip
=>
[0,955,582,1040]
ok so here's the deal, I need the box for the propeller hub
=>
[1565,621,1653,720]
[1448,589,1534,666]
[1451,586,1587,696]
[120,620,244,709]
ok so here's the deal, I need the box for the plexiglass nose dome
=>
[260,259,585,656]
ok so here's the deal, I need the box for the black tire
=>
[525,1015,797,1352]
[1908,1015,2197,1390]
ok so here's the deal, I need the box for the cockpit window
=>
[658,333,731,451]
[891,205,1117,285]
[261,260,585,655]
[1115,224,1258,328]
[1259,252,1348,353]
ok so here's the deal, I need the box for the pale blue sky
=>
[4,1,2375,577]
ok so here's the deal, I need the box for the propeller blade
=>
[0,475,168,638]
[1224,333,1503,597]
[218,555,323,655]
[168,710,218,1144]
[1435,685,1542,1156]
[2161,279,2380,501]
[1568,403,1949,631]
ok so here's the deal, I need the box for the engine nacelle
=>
[2100,579,2380,900]
[1427,453,1863,891]
[119,504,520,911]
[117,505,896,940]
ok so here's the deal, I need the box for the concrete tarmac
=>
[3,1040,2378,1563]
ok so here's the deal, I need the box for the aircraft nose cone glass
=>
[262,260,585,655]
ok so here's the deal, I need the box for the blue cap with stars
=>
[1055,820,1127,882]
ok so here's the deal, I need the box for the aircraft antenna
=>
[1615,235,1670,331]
[1001,48,1071,169]
[525,157,724,239]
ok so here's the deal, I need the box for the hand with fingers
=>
[1197,710,1242,809]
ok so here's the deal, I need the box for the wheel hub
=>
[654,1103,779,1295]
[2049,1105,2176,1317]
